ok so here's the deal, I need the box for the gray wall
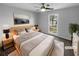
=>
[37,6,79,40]
[0,4,37,41]
[1,4,79,41]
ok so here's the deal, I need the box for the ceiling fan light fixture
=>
[41,8,46,12]
[35,3,53,12]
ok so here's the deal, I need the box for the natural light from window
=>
[48,14,58,33]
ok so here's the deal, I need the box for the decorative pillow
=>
[25,28,28,32]
[20,30,27,34]
[11,30,18,36]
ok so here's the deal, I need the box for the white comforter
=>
[29,35,54,56]
[19,32,54,56]
[14,32,64,56]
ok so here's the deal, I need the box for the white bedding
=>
[29,36,54,56]
[14,32,64,56]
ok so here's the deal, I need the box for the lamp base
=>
[5,33,9,39]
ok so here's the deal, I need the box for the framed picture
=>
[14,18,29,25]
[13,14,30,25]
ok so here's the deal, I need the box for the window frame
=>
[48,14,59,35]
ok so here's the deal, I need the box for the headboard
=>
[10,24,33,32]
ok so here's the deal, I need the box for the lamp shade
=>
[3,29,10,33]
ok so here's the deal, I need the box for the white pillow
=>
[20,30,29,34]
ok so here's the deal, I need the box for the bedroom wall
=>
[0,4,37,41]
[37,5,79,40]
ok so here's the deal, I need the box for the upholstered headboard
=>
[10,24,33,32]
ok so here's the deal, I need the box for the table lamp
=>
[3,25,10,39]
[3,29,10,39]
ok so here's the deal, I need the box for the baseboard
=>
[42,32,71,41]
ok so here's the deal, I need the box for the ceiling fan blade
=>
[41,3,45,6]
[45,4,50,7]
[46,8,54,10]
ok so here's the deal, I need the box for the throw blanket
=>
[20,33,48,55]
[15,32,55,56]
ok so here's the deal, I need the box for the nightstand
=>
[1,38,15,56]
[0,44,2,56]
[2,38,14,50]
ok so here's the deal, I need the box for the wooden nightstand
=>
[1,38,15,56]
[0,40,3,55]
[2,38,14,50]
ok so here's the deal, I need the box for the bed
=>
[10,24,64,56]
[13,32,56,56]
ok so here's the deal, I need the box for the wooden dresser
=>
[73,33,79,56]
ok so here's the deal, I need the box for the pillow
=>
[25,28,28,32]
[13,35,19,40]
[20,30,27,34]
[28,28,35,33]
[11,30,18,36]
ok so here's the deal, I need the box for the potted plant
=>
[76,25,79,36]
[69,23,78,42]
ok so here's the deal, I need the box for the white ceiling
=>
[2,3,79,12]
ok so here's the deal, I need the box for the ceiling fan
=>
[35,3,54,12]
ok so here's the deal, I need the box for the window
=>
[48,14,58,33]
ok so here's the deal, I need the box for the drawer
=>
[2,39,13,45]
